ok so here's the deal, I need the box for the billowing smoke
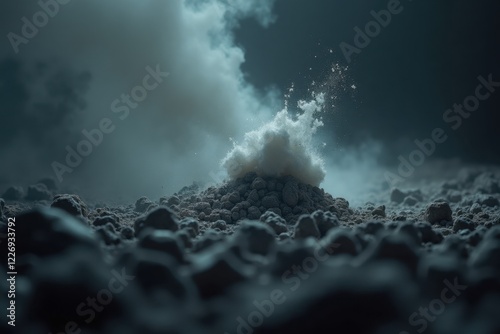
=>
[0,0,278,199]
[222,93,326,186]
[0,0,392,204]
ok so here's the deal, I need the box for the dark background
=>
[0,0,498,197]
[236,0,500,164]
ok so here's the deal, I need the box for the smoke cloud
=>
[222,93,326,186]
[0,0,278,199]
[0,1,397,205]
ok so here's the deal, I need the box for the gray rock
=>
[16,208,97,257]
[130,252,190,300]
[93,215,119,229]
[425,201,453,224]
[247,206,261,220]
[278,233,290,241]
[198,211,206,221]
[213,220,227,231]
[469,237,500,270]
[235,220,276,255]
[167,196,181,206]
[361,234,419,275]
[219,209,232,224]
[312,210,339,237]
[208,212,221,222]
[294,214,320,239]
[329,198,351,218]
[372,205,386,217]
[97,210,120,221]
[390,188,406,204]
[134,206,180,237]
[480,195,499,207]
[470,203,482,214]
[231,211,240,222]
[267,207,282,216]
[260,211,288,235]
[247,189,260,203]
[138,230,184,263]
[191,253,248,299]
[193,230,225,252]
[194,202,212,214]
[415,221,443,244]
[321,228,360,256]
[227,192,241,204]
[395,222,421,245]
[221,201,234,210]
[261,195,280,209]
[363,221,385,235]
[453,218,475,232]
[240,201,251,209]
[237,184,249,196]
[176,230,193,249]
[95,227,120,245]
[121,226,134,239]
[51,194,88,217]
[181,225,198,239]
[135,196,154,213]
[251,177,267,190]
[282,181,299,207]
[281,205,292,217]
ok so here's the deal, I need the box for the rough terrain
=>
[1,166,500,334]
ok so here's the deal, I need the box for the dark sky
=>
[235,0,500,164]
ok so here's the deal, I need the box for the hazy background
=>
[0,0,498,202]
[236,0,500,163]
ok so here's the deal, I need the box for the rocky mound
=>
[1,167,500,334]
[161,172,347,224]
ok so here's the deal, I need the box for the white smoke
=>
[0,0,388,203]
[0,0,278,199]
[222,93,326,186]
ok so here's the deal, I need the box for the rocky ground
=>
[1,166,500,333]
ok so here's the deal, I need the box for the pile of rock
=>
[160,172,349,227]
